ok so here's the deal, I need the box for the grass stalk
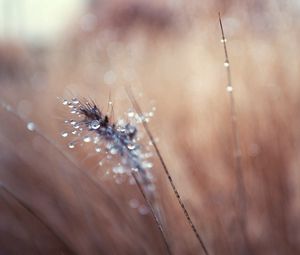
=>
[132,172,172,255]
[125,86,210,255]
[218,13,249,252]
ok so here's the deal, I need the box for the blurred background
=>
[1,0,300,254]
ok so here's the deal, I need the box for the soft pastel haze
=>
[1,1,300,254]
[0,0,84,42]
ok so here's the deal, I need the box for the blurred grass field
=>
[1,0,300,254]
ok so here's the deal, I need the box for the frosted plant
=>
[60,97,172,254]
[61,98,156,191]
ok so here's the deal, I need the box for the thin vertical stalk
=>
[125,87,209,255]
[132,172,172,255]
[218,13,249,249]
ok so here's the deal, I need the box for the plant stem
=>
[126,86,209,255]
[132,172,172,255]
[219,12,249,252]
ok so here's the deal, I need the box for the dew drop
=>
[128,110,135,118]
[68,142,75,149]
[107,143,117,153]
[27,122,36,131]
[126,125,136,136]
[117,126,126,132]
[117,119,126,126]
[71,130,77,135]
[224,61,229,67]
[93,136,100,143]
[226,86,233,92]
[83,136,92,143]
[95,146,101,153]
[131,167,139,172]
[62,99,68,105]
[90,120,100,129]
[70,120,77,125]
[71,98,79,104]
[61,131,68,138]
[127,144,136,150]
[221,38,227,43]
[113,165,125,174]
[142,161,153,169]
[110,147,118,155]
[135,114,143,123]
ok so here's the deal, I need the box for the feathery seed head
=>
[61,97,155,181]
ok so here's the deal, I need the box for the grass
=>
[0,1,300,254]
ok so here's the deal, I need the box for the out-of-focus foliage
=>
[1,0,300,254]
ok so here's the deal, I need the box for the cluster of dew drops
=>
[61,97,156,146]
[220,37,233,93]
[60,97,157,215]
